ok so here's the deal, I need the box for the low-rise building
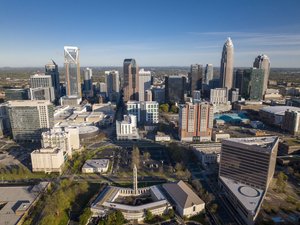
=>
[82,159,110,173]
[191,143,221,166]
[127,101,159,125]
[278,139,300,155]
[212,132,230,142]
[155,132,171,142]
[116,115,140,140]
[31,147,65,173]
[162,180,205,218]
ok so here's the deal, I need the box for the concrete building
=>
[179,102,213,142]
[7,100,54,141]
[282,109,300,135]
[138,69,151,101]
[188,64,202,94]
[165,75,187,103]
[0,103,11,136]
[241,68,264,101]
[123,59,139,102]
[45,60,60,99]
[253,54,270,94]
[30,74,52,89]
[116,114,140,140]
[5,88,29,101]
[83,68,93,97]
[163,180,205,218]
[229,88,239,102]
[212,131,230,142]
[29,87,55,102]
[155,132,171,142]
[210,88,231,113]
[192,90,201,102]
[203,64,213,92]
[127,101,159,125]
[220,37,234,90]
[191,143,222,167]
[82,159,109,173]
[64,46,81,98]
[152,86,165,103]
[31,147,65,173]
[105,70,120,102]
[219,136,279,225]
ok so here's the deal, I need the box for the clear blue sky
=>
[0,0,300,67]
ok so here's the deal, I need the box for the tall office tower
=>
[203,64,213,86]
[83,68,93,97]
[188,64,203,94]
[234,69,244,92]
[219,136,279,225]
[219,37,234,90]
[228,88,239,103]
[253,54,270,94]
[282,109,300,135]
[45,60,60,98]
[7,100,54,142]
[105,70,120,102]
[241,68,264,100]
[165,75,187,103]
[138,68,151,101]
[123,59,139,102]
[179,102,213,142]
[64,46,81,98]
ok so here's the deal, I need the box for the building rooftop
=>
[260,106,300,115]
[32,147,61,154]
[82,159,109,169]
[163,180,204,209]
[220,176,264,215]
[8,100,51,106]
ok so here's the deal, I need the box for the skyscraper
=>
[179,102,214,142]
[64,46,81,98]
[253,54,270,94]
[45,60,60,98]
[219,37,234,90]
[234,69,244,92]
[188,64,202,94]
[105,70,120,102]
[203,64,213,86]
[138,68,151,101]
[165,75,187,103]
[123,59,139,102]
[241,68,264,100]
[83,68,93,97]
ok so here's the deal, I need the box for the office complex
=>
[127,101,159,124]
[188,64,202,94]
[241,68,264,100]
[282,109,300,135]
[105,70,120,102]
[83,67,93,97]
[45,60,60,98]
[253,54,270,94]
[138,68,151,101]
[5,89,28,101]
[219,136,279,225]
[64,46,81,98]
[7,100,54,141]
[165,75,187,103]
[116,114,140,140]
[123,59,139,102]
[179,102,213,142]
[31,147,65,173]
[219,37,234,90]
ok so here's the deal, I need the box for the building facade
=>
[241,68,264,100]
[282,109,300,135]
[7,100,54,141]
[30,74,53,88]
[219,38,234,90]
[210,88,228,105]
[138,69,151,101]
[64,46,81,98]
[123,59,139,102]
[253,54,270,94]
[29,87,55,102]
[5,89,28,101]
[116,115,140,140]
[83,68,93,97]
[165,75,186,103]
[188,64,202,94]
[179,102,214,142]
[127,101,159,125]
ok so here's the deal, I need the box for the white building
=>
[31,147,65,173]
[191,143,221,167]
[116,115,140,140]
[82,159,110,173]
[30,74,53,88]
[105,70,120,102]
[210,88,232,113]
[212,132,230,142]
[163,180,205,218]
[155,132,171,142]
[127,101,159,125]
[138,69,151,101]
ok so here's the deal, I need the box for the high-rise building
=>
[83,68,93,97]
[45,60,60,98]
[30,74,55,102]
[116,114,140,140]
[64,46,81,98]
[179,102,213,142]
[145,89,152,101]
[234,69,244,92]
[165,75,187,103]
[188,64,203,94]
[138,69,151,101]
[228,88,239,102]
[241,68,264,100]
[152,87,165,104]
[5,89,28,101]
[7,100,54,141]
[203,64,213,89]
[105,70,120,102]
[123,59,139,102]
[219,136,279,225]
[210,88,228,105]
[220,38,234,90]
[30,74,53,88]
[127,101,159,125]
[253,54,270,94]
[282,109,300,135]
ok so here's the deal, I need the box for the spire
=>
[133,164,138,195]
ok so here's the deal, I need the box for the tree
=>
[170,104,178,113]
[144,209,154,222]
[275,171,288,193]
[167,208,175,218]
[131,146,140,169]
[144,152,151,161]
[175,162,184,171]
[159,104,169,113]
[79,208,92,225]
[192,179,203,193]
[209,203,218,213]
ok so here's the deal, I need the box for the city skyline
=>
[0,0,300,67]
